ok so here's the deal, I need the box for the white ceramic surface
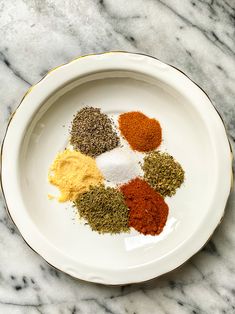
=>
[1,52,232,285]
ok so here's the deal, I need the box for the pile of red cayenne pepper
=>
[118,111,162,152]
[120,178,168,235]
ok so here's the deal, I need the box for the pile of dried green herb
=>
[70,107,119,157]
[142,151,184,197]
[75,185,129,234]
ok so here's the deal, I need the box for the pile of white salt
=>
[96,147,143,185]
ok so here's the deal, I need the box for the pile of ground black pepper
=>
[75,185,130,234]
[142,151,185,197]
[70,107,119,157]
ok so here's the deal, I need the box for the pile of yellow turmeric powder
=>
[48,149,103,202]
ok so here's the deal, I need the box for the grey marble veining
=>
[0,0,234,313]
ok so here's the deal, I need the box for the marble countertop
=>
[0,0,234,313]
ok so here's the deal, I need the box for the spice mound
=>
[75,185,129,234]
[143,151,184,197]
[120,178,168,235]
[96,147,142,185]
[118,111,162,152]
[48,149,103,202]
[70,106,119,157]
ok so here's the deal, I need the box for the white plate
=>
[1,52,232,285]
